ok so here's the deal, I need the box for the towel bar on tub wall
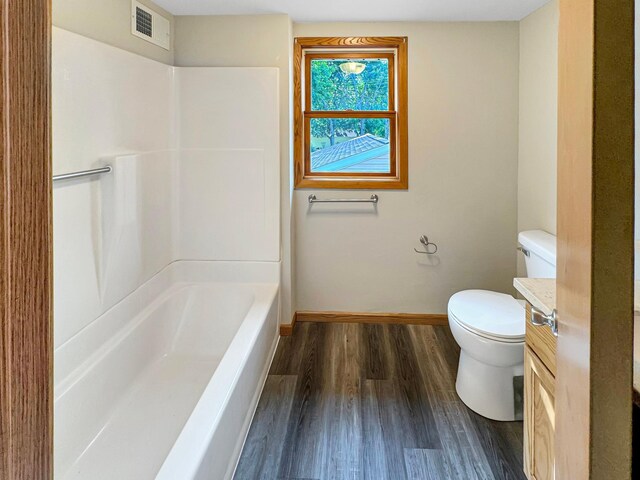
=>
[53,166,112,182]
[308,194,379,204]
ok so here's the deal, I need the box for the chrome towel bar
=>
[53,166,112,182]
[308,194,379,204]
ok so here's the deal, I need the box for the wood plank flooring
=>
[234,323,525,480]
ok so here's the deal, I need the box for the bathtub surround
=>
[176,68,280,261]
[53,0,175,64]
[54,29,281,479]
[517,0,559,275]
[173,14,297,330]
[53,28,280,347]
[53,28,175,346]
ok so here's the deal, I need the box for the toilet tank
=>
[518,230,556,278]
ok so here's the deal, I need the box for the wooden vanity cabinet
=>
[524,303,557,480]
[524,347,555,479]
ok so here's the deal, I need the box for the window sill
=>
[295,176,408,190]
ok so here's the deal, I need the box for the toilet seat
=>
[448,290,525,343]
[447,289,526,421]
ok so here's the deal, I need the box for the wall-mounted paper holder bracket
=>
[414,235,438,255]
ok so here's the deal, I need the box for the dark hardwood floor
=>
[234,322,525,480]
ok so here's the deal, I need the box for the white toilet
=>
[448,230,556,421]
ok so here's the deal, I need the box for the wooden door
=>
[556,0,634,478]
[0,1,53,479]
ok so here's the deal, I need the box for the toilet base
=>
[455,350,524,422]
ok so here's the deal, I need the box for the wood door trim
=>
[295,310,448,326]
[0,1,53,478]
[556,0,634,477]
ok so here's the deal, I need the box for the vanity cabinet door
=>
[524,346,556,480]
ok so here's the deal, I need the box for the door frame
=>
[556,0,634,478]
[0,1,53,479]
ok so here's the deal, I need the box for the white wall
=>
[54,29,280,347]
[293,22,520,314]
[174,15,296,324]
[55,9,561,322]
[518,0,559,274]
[53,0,175,64]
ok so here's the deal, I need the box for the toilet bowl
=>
[447,230,557,422]
[448,290,525,421]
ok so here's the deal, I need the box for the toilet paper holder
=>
[415,235,438,255]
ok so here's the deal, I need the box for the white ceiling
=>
[153,0,550,22]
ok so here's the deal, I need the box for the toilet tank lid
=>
[518,230,556,265]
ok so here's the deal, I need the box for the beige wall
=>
[293,22,520,314]
[53,0,175,64]
[518,0,558,268]
[52,6,558,318]
[174,15,296,324]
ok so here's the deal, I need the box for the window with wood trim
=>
[294,37,408,189]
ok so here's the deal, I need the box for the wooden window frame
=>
[294,37,408,189]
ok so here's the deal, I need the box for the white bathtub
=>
[54,261,280,480]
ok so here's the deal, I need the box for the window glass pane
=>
[310,58,389,111]
[310,118,391,173]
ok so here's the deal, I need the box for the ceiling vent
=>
[131,1,170,51]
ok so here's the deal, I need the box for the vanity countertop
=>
[514,279,640,313]
[513,278,556,316]
[514,278,640,406]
